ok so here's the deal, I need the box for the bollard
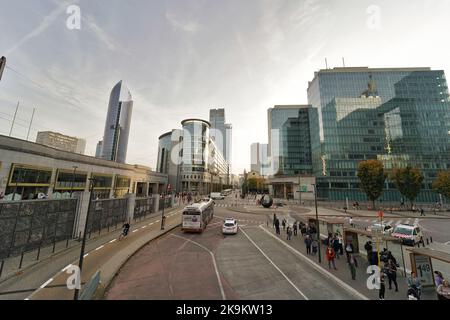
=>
[18,251,25,269]
[52,237,56,253]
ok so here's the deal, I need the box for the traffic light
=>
[0,56,6,81]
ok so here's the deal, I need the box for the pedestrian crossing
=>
[215,203,239,208]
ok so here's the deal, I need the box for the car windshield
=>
[224,222,235,227]
[394,227,412,235]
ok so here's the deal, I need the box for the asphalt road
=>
[105,206,363,300]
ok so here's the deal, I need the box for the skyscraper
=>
[209,108,232,164]
[251,143,269,176]
[101,81,133,163]
[307,67,450,201]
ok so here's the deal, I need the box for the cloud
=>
[165,12,199,33]
[5,0,79,56]
[83,15,117,51]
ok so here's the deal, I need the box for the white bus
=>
[181,199,214,233]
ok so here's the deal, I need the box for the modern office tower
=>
[251,143,270,176]
[209,108,232,163]
[267,105,321,177]
[307,66,450,202]
[95,140,103,158]
[36,131,86,154]
[100,80,133,163]
[157,119,230,194]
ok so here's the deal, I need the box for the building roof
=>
[181,119,211,127]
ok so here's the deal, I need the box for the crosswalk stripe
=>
[386,220,393,225]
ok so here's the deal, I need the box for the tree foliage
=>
[357,160,386,209]
[433,170,450,200]
[391,166,423,207]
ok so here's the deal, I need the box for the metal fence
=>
[134,197,155,221]
[86,198,128,236]
[0,199,78,260]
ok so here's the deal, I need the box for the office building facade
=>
[250,143,270,176]
[101,81,133,163]
[36,131,86,155]
[209,108,232,164]
[307,67,450,202]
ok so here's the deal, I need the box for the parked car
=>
[367,223,393,235]
[391,224,423,246]
[222,218,238,235]
[210,192,225,200]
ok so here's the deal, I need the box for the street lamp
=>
[70,166,78,197]
[160,184,171,230]
[74,177,96,300]
[312,183,321,263]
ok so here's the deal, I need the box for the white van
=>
[210,192,225,200]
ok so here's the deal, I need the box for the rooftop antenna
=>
[26,107,36,140]
[325,58,328,69]
[342,57,346,68]
[9,101,19,136]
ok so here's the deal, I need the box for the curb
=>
[96,222,182,300]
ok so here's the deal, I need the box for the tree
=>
[357,160,386,210]
[433,170,450,201]
[247,177,266,192]
[391,166,424,210]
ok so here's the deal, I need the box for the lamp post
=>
[70,166,78,197]
[312,183,321,263]
[74,177,96,300]
[161,184,170,230]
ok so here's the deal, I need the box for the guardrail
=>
[80,270,101,300]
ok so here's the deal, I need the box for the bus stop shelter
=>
[304,216,345,240]
[406,247,450,288]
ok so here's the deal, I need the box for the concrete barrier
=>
[80,270,101,300]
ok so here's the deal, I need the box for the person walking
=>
[364,240,373,264]
[386,259,399,292]
[349,217,354,228]
[274,218,281,235]
[305,235,312,255]
[326,246,337,270]
[348,253,358,280]
[435,271,444,287]
[273,214,277,228]
[286,226,292,240]
[338,234,344,256]
[345,241,354,262]
[332,235,340,260]
[282,219,286,231]
[379,273,386,300]
[311,238,318,256]
[420,208,425,216]
[293,222,298,236]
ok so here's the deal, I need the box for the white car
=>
[211,192,225,200]
[367,223,393,235]
[391,224,423,246]
[222,218,238,235]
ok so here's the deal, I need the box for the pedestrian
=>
[420,208,425,216]
[345,241,354,262]
[326,246,337,270]
[332,235,340,259]
[386,259,399,292]
[273,213,277,228]
[407,271,422,300]
[437,279,450,300]
[435,271,444,287]
[305,235,312,254]
[275,218,280,235]
[287,226,292,240]
[338,234,344,255]
[312,238,318,255]
[282,219,286,231]
[349,217,354,228]
[364,240,373,264]
[379,273,386,300]
[348,253,357,280]
[293,222,298,236]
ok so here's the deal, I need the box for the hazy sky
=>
[1,0,450,174]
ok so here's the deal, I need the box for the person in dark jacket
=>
[386,259,399,291]
[305,235,312,254]
[332,235,341,260]
[364,241,373,264]
[293,222,298,236]
[274,218,280,235]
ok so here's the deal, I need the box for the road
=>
[105,206,363,300]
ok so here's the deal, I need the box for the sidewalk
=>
[0,205,181,286]
[261,223,437,300]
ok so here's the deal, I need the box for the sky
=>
[1,0,450,174]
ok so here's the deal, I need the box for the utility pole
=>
[0,56,6,81]
[74,178,96,300]
[9,101,19,136]
[26,108,36,141]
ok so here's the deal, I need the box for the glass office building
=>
[307,67,450,202]
[267,105,320,176]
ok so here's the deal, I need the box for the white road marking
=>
[156,220,160,223]
[445,241,450,245]
[84,253,89,258]
[240,228,309,300]
[141,226,147,229]
[260,226,369,300]
[386,220,394,225]
[61,264,72,272]
[40,278,54,289]
[371,219,376,223]
[109,239,117,244]
[132,230,138,233]
[149,222,154,225]
[95,245,104,251]
[170,234,226,300]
